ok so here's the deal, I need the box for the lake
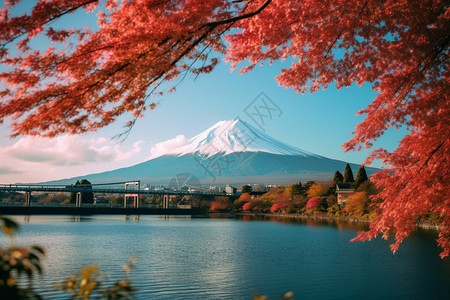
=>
[2,215,450,299]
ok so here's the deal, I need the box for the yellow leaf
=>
[2,225,13,236]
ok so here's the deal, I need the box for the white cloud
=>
[0,165,22,175]
[149,135,187,159]
[0,135,148,183]
[0,135,145,166]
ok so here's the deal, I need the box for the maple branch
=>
[419,141,446,172]
[320,0,370,65]
[202,0,272,29]
[1,0,278,138]
[55,44,119,66]
[0,0,100,49]
[113,77,166,142]
[390,31,449,105]
[100,29,215,140]
[379,11,449,119]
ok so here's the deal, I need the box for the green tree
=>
[354,165,369,188]
[333,171,344,185]
[241,185,252,194]
[70,179,94,204]
[69,180,80,204]
[79,179,94,204]
[326,195,338,207]
[343,164,354,183]
[294,182,308,197]
[290,183,303,197]
[301,181,315,196]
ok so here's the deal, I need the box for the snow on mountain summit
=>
[168,119,320,157]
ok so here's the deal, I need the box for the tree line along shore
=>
[207,163,443,230]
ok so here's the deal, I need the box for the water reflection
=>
[240,215,252,221]
[120,215,141,221]
[238,214,369,231]
[1,215,449,299]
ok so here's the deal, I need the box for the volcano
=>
[46,119,377,186]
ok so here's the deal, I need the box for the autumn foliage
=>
[343,191,368,216]
[270,204,281,213]
[235,186,299,212]
[234,192,251,206]
[242,202,253,211]
[210,196,230,211]
[209,201,228,211]
[305,197,322,210]
[0,0,449,256]
[1,0,266,136]
[306,184,325,199]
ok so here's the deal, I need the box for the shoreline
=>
[206,211,441,231]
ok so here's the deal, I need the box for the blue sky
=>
[0,2,405,183]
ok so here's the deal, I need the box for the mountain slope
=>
[45,151,378,186]
[44,119,378,186]
[167,119,319,157]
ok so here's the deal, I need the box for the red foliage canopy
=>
[242,202,253,211]
[235,192,251,205]
[210,201,228,211]
[270,203,280,213]
[306,197,322,210]
[0,0,448,256]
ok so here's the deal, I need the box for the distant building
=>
[250,191,266,197]
[336,183,355,205]
[225,186,237,194]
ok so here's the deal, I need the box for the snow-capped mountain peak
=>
[168,119,320,157]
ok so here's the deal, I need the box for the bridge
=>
[0,181,240,214]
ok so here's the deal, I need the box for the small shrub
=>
[242,202,253,211]
[306,197,322,210]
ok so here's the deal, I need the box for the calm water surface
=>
[2,215,450,299]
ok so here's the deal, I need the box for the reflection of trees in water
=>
[234,214,369,231]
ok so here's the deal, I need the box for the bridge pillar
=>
[134,196,139,209]
[25,191,31,207]
[76,192,82,207]
[124,181,140,208]
[163,194,169,209]
[124,194,139,208]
